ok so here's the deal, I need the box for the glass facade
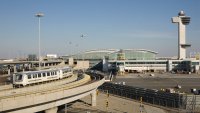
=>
[119,50,156,60]
[108,50,156,60]
[63,49,157,60]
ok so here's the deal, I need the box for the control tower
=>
[172,11,191,60]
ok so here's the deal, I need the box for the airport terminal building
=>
[62,49,200,73]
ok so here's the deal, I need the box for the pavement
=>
[112,73,200,94]
[57,92,170,113]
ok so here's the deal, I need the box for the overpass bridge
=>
[0,73,105,113]
[0,60,63,75]
[0,59,90,76]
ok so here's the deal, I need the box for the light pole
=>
[80,34,86,61]
[35,12,44,70]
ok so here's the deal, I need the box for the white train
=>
[12,66,73,87]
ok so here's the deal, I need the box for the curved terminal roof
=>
[85,49,117,54]
[64,49,158,60]
[115,49,158,54]
[85,49,158,54]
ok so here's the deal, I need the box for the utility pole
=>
[65,103,67,113]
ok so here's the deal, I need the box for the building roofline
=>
[85,49,118,54]
[84,49,158,54]
[123,49,158,54]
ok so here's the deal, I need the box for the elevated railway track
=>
[0,72,105,113]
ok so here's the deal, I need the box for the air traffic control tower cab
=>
[172,11,191,60]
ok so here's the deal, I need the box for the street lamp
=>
[35,12,44,70]
[80,34,86,61]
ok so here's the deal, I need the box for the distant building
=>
[43,54,58,61]
[46,54,58,58]
[107,59,200,73]
[27,54,37,61]
[196,54,200,60]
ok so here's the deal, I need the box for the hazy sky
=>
[0,0,199,58]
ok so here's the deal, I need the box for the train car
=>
[59,67,73,79]
[13,66,73,87]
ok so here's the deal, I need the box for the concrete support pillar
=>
[167,60,172,72]
[45,107,58,113]
[8,69,11,75]
[8,65,11,75]
[14,65,17,73]
[28,64,31,70]
[91,91,97,106]
[21,64,24,72]
[69,57,74,66]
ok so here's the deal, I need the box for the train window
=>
[16,74,23,81]
[43,73,46,77]
[38,73,41,78]
[47,72,50,76]
[27,74,32,79]
[63,70,67,74]
[55,72,57,75]
[33,74,37,78]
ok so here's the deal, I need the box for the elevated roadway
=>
[0,73,105,113]
[0,60,63,65]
